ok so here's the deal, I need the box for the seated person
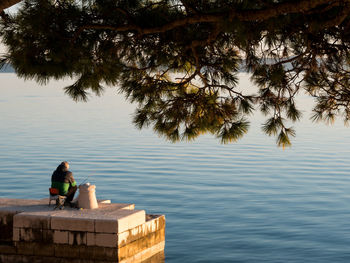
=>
[51,161,77,204]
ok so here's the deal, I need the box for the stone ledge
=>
[13,227,54,243]
[95,209,146,234]
[118,215,165,248]
[118,228,165,261]
[0,198,47,207]
[0,198,165,263]
[12,228,165,262]
[12,214,164,248]
[87,232,116,248]
[79,245,118,261]
[19,228,43,242]
[49,209,145,233]
[14,212,52,229]
[119,241,165,263]
[51,216,95,232]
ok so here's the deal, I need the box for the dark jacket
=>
[51,164,76,195]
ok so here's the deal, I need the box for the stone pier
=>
[0,198,165,263]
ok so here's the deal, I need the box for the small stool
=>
[49,187,59,206]
[49,188,67,209]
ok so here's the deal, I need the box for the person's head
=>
[61,161,69,170]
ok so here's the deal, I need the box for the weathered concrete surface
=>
[0,198,47,207]
[0,198,165,263]
[0,198,134,244]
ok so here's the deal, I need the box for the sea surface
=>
[1,73,350,262]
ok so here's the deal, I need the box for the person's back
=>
[51,161,77,202]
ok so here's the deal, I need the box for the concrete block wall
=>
[0,199,165,263]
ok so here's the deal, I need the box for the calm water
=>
[1,73,350,262]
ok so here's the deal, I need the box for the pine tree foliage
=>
[1,0,350,147]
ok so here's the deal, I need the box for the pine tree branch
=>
[232,0,346,21]
[73,0,348,39]
[315,3,350,28]
[272,52,307,66]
